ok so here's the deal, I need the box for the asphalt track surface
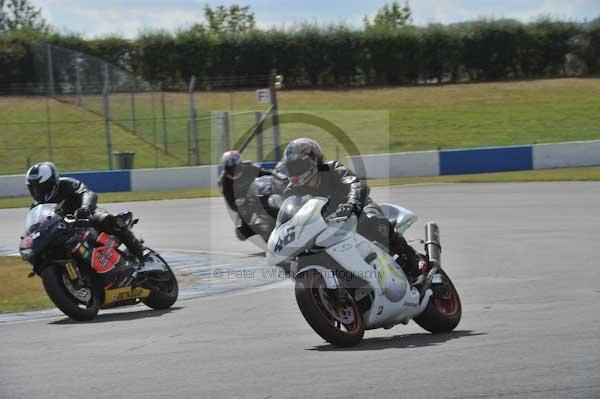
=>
[1,182,599,399]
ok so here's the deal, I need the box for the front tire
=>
[295,271,364,347]
[41,264,100,321]
[414,270,461,333]
[140,252,178,310]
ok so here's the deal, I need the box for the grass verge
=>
[0,256,52,313]
[0,187,219,209]
[368,165,600,187]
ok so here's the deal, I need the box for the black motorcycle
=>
[241,174,286,242]
[19,203,178,321]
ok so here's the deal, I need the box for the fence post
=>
[130,80,137,135]
[150,90,159,167]
[46,44,55,97]
[45,96,53,161]
[269,69,281,160]
[74,59,82,106]
[255,111,264,161]
[220,112,230,153]
[151,90,158,146]
[102,63,113,170]
[187,120,192,165]
[161,90,169,153]
[188,76,200,165]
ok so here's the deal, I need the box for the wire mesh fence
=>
[0,44,278,175]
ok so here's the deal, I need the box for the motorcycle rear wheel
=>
[41,264,100,321]
[295,271,364,347]
[414,270,461,333]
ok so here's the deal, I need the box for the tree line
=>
[1,1,599,90]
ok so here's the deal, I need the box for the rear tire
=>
[141,253,178,310]
[41,264,100,321]
[295,271,364,347]
[414,270,461,333]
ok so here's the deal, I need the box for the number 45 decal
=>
[274,226,296,252]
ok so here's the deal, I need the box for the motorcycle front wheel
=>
[41,264,100,321]
[295,270,364,347]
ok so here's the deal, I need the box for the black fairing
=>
[22,215,76,268]
[248,175,284,220]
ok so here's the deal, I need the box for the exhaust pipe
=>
[424,222,441,266]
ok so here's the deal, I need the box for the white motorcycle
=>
[266,195,461,347]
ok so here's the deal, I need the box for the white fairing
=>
[266,197,328,266]
[25,203,57,230]
[315,214,357,248]
[380,204,418,235]
[326,235,431,329]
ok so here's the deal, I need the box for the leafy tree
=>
[364,1,412,30]
[0,0,48,33]
[203,4,255,34]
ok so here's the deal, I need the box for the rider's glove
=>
[336,202,359,218]
[75,207,91,220]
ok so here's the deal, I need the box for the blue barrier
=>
[439,145,533,175]
[9,140,595,198]
[64,170,131,193]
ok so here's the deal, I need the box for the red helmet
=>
[222,150,243,180]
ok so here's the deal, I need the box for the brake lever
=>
[64,215,90,228]
[327,214,350,223]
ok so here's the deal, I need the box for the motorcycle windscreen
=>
[25,203,57,232]
[275,195,304,227]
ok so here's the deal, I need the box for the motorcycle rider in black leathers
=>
[25,162,146,262]
[281,138,421,279]
[218,150,277,241]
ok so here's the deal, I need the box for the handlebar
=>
[327,213,357,223]
[64,214,91,228]
[327,215,349,223]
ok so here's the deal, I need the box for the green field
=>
[1,78,599,175]
[0,95,184,174]
[0,256,52,313]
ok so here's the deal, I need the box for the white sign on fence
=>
[256,89,271,104]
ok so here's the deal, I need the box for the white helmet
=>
[283,138,323,186]
[26,162,59,202]
[222,150,243,180]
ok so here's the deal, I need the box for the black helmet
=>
[222,150,243,180]
[283,138,323,186]
[26,162,59,202]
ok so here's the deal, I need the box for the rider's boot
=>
[116,228,146,264]
[388,228,421,281]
